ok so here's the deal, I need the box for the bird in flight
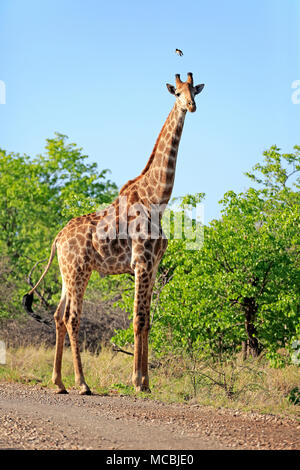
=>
[175,48,183,56]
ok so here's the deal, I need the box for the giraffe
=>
[23,73,205,395]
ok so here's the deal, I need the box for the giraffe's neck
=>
[141,102,187,206]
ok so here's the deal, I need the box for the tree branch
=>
[26,258,51,308]
[257,262,274,298]
[111,343,134,356]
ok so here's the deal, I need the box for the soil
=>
[1,302,299,451]
[0,297,130,352]
[0,382,299,450]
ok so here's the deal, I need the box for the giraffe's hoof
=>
[55,389,68,394]
[79,388,92,396]
[136,385,151,393]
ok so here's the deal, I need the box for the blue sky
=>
[1,0,299,222]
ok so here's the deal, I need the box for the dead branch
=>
[26,258,51,308]
[111,343,134,356]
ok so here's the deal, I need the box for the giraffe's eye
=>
[175,92,181,97]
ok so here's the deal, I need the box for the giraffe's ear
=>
[194,84,205,95]
[166,83,176,95]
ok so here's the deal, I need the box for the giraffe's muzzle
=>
[188,101,196,113]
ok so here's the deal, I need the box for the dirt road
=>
[0,382,299,450]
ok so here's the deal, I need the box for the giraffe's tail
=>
[22,237,58,320]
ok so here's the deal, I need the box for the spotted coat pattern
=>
[27,73,204,394]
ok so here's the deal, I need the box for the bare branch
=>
[26,258,50,308]
[111,343,134,356]
[151,270,175,327]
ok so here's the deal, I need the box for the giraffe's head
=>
[166,73,204,113]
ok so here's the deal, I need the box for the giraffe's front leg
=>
[132,265,151,393]
[140,328,150,391]
[140,271,158,392]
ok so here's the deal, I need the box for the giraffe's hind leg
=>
[63,270,92,395]
[64,295,91,395]
[52,292,68,394]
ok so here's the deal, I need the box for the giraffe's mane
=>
[119,108,173,195]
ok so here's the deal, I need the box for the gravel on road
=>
[0,382,299,450]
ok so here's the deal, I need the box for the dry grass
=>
[0,345,299,419]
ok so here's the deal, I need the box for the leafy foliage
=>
[1,138,299,367]
[113,146,300,365]
[0,133,117,312]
